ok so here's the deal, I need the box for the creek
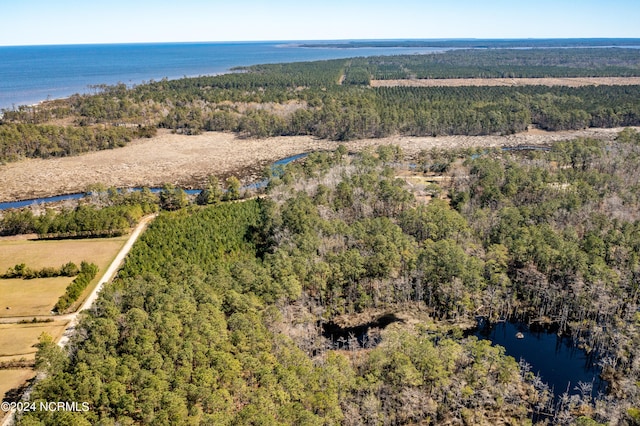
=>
[0,153,309,210]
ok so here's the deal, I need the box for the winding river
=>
[0,153,309,210]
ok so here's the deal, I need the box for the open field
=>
[0,234,129,272]
[0,370,36,408]
[370,77,640,88]
[0,321,69,362]
[0,235,129,317]
[0,127,636,203]
[0,218,151,418]
[0,277,72,318]
[0,322,65,413]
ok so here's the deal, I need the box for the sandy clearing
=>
[0,127,636,203]
[370,77,640,88]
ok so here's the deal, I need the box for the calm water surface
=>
[473,318,606,399]
[0,42,448,109]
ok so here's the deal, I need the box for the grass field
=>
[0,322,63,412]
[0,234,131,412]
[0,369,36,406]
[0,235,129,273]
[0,321,69,362]
[0,277,72,317]
[0,235,128,318]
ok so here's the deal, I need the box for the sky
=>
[1,0,639,46]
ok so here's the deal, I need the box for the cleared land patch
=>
[370,77,640,88]
[0,277,73,317]
[0,236,130,408]
[0,235,128,317]
[0,235,129,272]
[0,321,69,362]
[0,370,36,412]
[0,322,67,417]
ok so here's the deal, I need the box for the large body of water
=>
[3,39,639,111]
[0,41,451,110]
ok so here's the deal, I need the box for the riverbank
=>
[0,127,634,203]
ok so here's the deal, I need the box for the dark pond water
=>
[322,314,405,350]
[322,314,606,401]
[0,153,309,210]
[472,318,607,399]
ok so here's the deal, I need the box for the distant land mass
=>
[301,38,640,49]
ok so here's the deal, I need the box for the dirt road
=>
[56,213,156,347]
[0,215,156,330]
[0,214,155,426]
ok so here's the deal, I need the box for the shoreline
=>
[0,127,635,204]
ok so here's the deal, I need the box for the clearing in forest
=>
[0,277,75,317]
[0,235,128,273]
[0,235,130,413]
[0,235,128,317]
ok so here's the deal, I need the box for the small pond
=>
[322,314,405,350]
[323,314,607,403]
[471,318,607,399]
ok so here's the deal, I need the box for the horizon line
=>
[3,37,640,48]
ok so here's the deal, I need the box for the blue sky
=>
[1,0,639,46]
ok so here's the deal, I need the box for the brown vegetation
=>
[0,127,634,203]
[0,321,69,363]
[0,235,128,272]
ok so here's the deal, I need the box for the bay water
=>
[0,41,447,110]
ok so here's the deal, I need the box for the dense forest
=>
[345,48,640,79]
[15,128,640,425]
[2,48,640,162]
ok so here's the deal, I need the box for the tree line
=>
[1,261,79,279]
[346,48,640,79]
[0,189,158,238]
[0,122,155,163]
[52,261,98,313]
